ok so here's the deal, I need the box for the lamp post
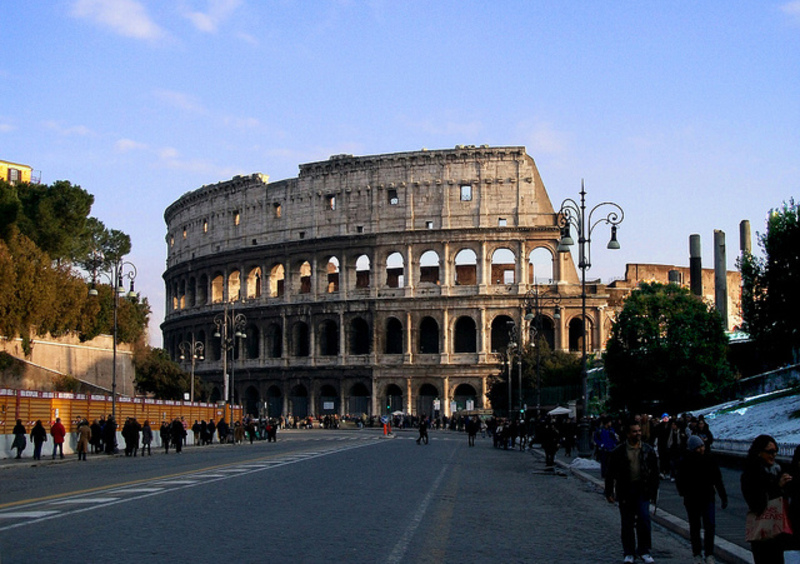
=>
[506,323,519,418]
[178,339,204,403]
[522,286,562,413]
[557,180,623,452]
[88,258,138,420]
[214,301,246,430]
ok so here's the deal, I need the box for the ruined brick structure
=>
[162,146,623,418]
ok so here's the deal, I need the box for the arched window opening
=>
[245,324,259,359]
[453,383,478,411]
[198,274,208,305]
[453,316,477,353]
[532,316,556,351]
[211,273,224,303]
[319,384,338,414]
[417,383,438,417]
[178,280,186,309]
[385,317,403,354]
[319,320,339,356]
[569,317,592,352]
[348,383,370,416]
[454,249,477,286]
[386,252,404,288]
[246,267,262,299]
[490,315,515,353]
[350,317,370,355]
[228,270,241,301]
[267,323,282,358]
[290,385,308,419]
[326,256,340,293]
[299,261,312,294]
[356,254,371,288]
[528,247,554,285]
[293,321,310,357]
[269,264,285,297]
[187,277,196,307]
[491,248,516,285]
[419,317,440,354]
[385,384,403,414]
[245,386,260,417]
[419,250,440,285]
[266,386,282,418]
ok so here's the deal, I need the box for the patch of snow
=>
[569,458,601,470]
[693,393,800,445]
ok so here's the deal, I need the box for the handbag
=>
[745,496,793,542]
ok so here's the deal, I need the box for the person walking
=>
[103,416,117,454]
[141,420,153,456]
[76,419,91,461]
[170,418,186,453]
[51,417,66,459]
[160,420,171,454]
[741,434,794,564]
[30,420,47,460]
[416,416,429,445]
[676,434,728,563]
[11,419,27,459]
[605,419,660,564]
[466,416,478,447]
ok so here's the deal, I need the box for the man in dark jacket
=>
[605,420,660,564]
[676,434,728,564]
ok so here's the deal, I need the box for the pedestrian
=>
[141,420,153,456]
[207,418,216,444]
[786,445,800,561]
[604,419,659,564]
[741,434,794,564]
[541,420,560,467]
[595,417,618,478]
[171,418,186,453]
[160,420,171,454]
[693,418,714,452]
[30,420,47,460]
[103,416,117,454]
[51,417,66,459]
[11,419,27,459]
[76,419,91,461]
[676,434,728,563]
[466,416,478,447]
[416,416,429,445]
[90,419,103,454]
[192,419,201,446]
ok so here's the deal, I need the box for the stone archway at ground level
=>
[347,382,370,416]
[318,384,338,415]
[289,384,309,419]
[266,385,282,418]
[245,385,260,417]
[384,383,404,415]
[417,383,439,418]
[452,383,479,412]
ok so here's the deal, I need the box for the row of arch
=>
[168,312,594,363]
[215,382,483,419]
[169,246,557,311]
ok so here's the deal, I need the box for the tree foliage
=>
[133,347,200,400]
[739,199,800,367]
[604,282,734,413]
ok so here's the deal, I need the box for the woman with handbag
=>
[741,434,794,563]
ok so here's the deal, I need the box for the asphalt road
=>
[0,429,696,564]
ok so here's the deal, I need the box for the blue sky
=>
[2,1,799,346]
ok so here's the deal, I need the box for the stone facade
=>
[162,146,624,418]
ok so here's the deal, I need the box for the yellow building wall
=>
[0,160,34,184]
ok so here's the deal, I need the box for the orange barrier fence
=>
[0,389,242,433]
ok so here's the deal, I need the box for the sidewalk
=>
[532,447,754,564]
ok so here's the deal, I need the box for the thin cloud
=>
[153,89,207,114]
[0,123,15,133]
[71,0,167,41]
[519,121,571,157]
[42,121,95,136]
[182,0,242,33]
[115,138,149,152]
[781,1,800,24]
[236,31,259,46]
[157,146,241,178]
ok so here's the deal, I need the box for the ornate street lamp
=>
[88,257,138,420]
[506,323,519,418]
[178,339,205,403]
[213,301,246,431]
[522,286,562,413]
[557,180,623,453]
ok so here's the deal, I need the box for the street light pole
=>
[557,180,623,450]
[522,286,562,413]
[179,338,205,402]
[214,300,247,431]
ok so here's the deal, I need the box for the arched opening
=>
[349,317,370,355]
[210,331,222,361]
[178,280,186,309]
[453,316,477,353]
[528,247,554,284]
[419,317,440,354]
[348,383,370,415]
[490,315,515,352]
[187,277,196,307]
[569,317,592,352]
[491,248,516,285]
[319,384,338,414]
[319,319,339,356]
[385,317,403,354]
[299,261,311,294]
[267,322,282,358]
[245,324,259,359]
[417,383,438,417]
[197,274,208,305]
[532,316,556,351]
[453,383,478,411]
[292,321,310,357]
[245,386,260,417]
[386,252,404,288]
[454,248,477,286]
[267,386,282,418]
[326,256,340,293]
[356,254,370,288]
[211,273,224,303]
[290,385,308,419]
[419,250,440,285]
[228,270,241,301]
[385,383,404,414]
[246,267,262,299]
[269,264,285,297]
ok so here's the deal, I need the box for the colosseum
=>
[162,145,624,419]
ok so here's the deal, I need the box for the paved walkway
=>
[532,446,754,564]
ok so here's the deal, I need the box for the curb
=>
[531,449,754,564]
